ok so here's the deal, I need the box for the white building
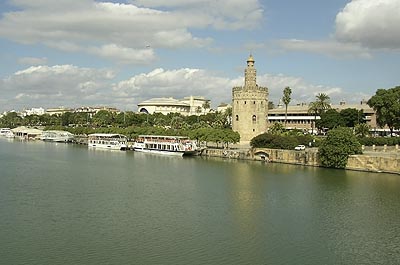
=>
[22,107,45,117]
[46,107,74,116]
[217,103,231,113]
[180,96,211,115]
[137,96,210,116]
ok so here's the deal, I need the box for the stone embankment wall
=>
[201,147,400,175]
[347,155,399,174]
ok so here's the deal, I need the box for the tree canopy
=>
[318,127,362,169]
[367,86,400,135]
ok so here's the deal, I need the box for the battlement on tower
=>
[232,85,268,92]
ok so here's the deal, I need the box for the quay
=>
[57,136,400,175]
[201,146,400,175]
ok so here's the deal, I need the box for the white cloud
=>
[335,0,400,49]
[88,44,156,64]
[1,65,369,112]
[0,65,119,111]
[257,73,370,106]
[0,0,262,64]
[132,0,264,30]
[276,39,372,59]
[18,57,48,65]
[113,68,235,107]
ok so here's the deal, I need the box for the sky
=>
[0,0,399,112]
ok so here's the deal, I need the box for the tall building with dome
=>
[232,55,269,143]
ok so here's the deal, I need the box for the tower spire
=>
[245,54,256,88]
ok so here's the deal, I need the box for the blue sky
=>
[0,0,399,112]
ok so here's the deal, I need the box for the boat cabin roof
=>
[138,135,189,140]
[89,133,127,138]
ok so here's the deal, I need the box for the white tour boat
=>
[0,128,14,138]
[88,133,128,150]
[41,130,74,142]
[132,135,198,156]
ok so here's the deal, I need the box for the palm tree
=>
[202,101,211,114]
[315,93,331,115]
[195,106,202,122]
[224,107,232,128]
[282,86,292,126]
[308,102,318,135]
[355,123,371,137]
[308,93,331,134]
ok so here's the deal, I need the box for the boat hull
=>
[133,148,185,156]
[88,143,127,150]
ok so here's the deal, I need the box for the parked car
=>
[294,145,306,151]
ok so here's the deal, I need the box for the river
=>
[0,138,399,265]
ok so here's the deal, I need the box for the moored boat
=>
[41,130,74,142]
[88,133,127,150]
[132,135,198,156]
[0,128,14,138]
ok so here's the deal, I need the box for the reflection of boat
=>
[132,135,198,156]
[41,130,74,142]
[88,133,127,150]
[0,128,14,138]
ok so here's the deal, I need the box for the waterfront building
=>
[74,106,120,118]
[137,96,210,116]
[232,55,269,143]
[268,100,378,133]
[217,103,231,113]
[12,126,43,140]
[180,96,211,115]
[21,107,45,117]
[46,107,74,116]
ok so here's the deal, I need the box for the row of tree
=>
[0,109,233,130]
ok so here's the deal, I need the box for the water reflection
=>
[1,139,400,265]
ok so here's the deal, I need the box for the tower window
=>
[236,115,239,121]
[253,101,256,104]
[252,115,257,122]
[244,101,246,104]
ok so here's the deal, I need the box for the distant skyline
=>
[0,0,399,112]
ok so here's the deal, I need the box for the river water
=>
[0,138,399,265]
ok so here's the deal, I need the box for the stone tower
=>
[232,55,269,143]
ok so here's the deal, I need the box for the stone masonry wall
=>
[201,147,400,175]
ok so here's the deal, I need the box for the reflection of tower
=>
[232,55,269,143]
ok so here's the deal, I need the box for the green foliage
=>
[268,101,275,109]
[250,132,313,149]
[357,136,400,146]
[316,109,345,130]
[340,108,365,127]
[368,86,400,133]
[269,122,285,135]
[189,128,240,148]
[354,123,370,137]
[318,127,362,169]
[282,86,292,125]
[0,112,23,128]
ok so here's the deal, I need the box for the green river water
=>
[0,138,399,265]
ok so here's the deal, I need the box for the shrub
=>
[250,133,314,149]
[358,136,400,146]
[318,127,362,169]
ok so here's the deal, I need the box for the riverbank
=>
[201,146,400,175]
